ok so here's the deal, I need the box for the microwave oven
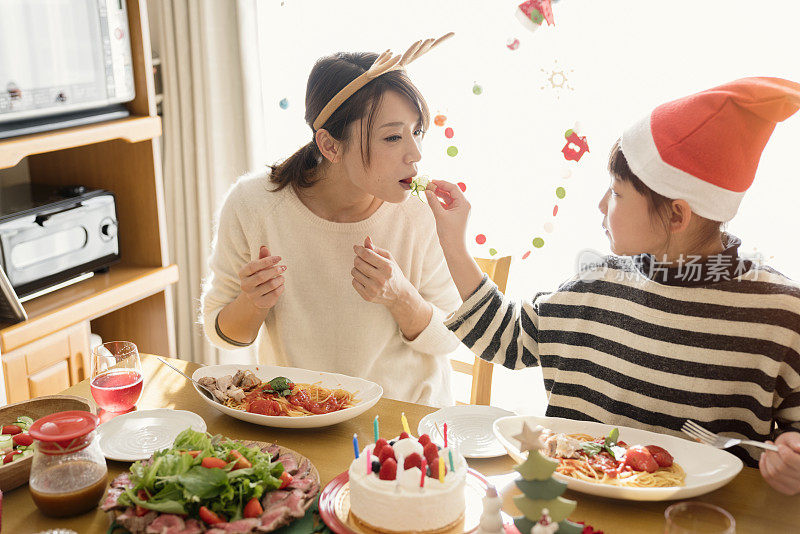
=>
[0,0,136,137]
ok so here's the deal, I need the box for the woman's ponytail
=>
[269,141,321,191]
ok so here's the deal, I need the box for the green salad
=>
[117,428,286,522]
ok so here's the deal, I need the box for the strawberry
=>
[404,452,423,471]
[423,442,439,463]
[399,431,410,440]
[372,438,389,457]
[378,458,397,480]
[378,446,395,464]
[418,434,432,447]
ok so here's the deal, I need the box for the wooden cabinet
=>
[2,323,90,404]
[0,0,177,403]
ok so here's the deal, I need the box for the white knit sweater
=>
[200,171,462,406]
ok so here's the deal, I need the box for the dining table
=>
[4,354,797,533]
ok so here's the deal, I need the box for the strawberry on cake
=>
[348,432,468,533]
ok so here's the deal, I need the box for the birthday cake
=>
[348,432,468,533]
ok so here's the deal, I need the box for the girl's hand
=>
[238,246,286,309]
[424,180,470,252]
[352,236,412,308]
[759,431,800,495]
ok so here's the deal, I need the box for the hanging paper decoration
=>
[434,114,447,127]
[472,83,484,95]
[476,234,487,245]
[445,127,455,138]
[279,98,289,109]
[506,38,521,50]
[516,0,554,33]
[457,182,467,192]
[447,146,459,157]
[562,130,589,162]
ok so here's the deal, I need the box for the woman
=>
[200,39,461,406]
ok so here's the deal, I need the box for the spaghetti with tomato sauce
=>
[545,432,685,488]
[229,380,357,417]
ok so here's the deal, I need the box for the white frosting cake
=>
[348,437,468,533]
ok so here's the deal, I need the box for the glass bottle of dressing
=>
[28,411,107,517]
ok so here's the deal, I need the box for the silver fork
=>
[681,420,778,452]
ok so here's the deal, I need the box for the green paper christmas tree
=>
[511,422,583,534]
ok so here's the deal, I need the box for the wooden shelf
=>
[0,115,162,169]
[0,264,178,352]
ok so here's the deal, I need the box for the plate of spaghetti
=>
[493,416,743,501]
[191,364,382,428]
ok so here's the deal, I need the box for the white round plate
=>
[97,409,207,462]
[493,415,743,501]
[191,364,383,429]
[417,405,516,458]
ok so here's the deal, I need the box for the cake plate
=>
[318,468,514,534]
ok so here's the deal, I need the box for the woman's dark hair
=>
[269,52,430,191]
[607,139,723,250]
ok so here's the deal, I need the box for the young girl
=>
[425,77,800,494]
[201,35,462,407]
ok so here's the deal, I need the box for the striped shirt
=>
[445,243,800,467]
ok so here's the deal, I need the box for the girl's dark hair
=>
[269,52,430,191]
[607,139,723,250]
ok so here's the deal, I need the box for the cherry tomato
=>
[12,433,33,447]
[2,425,21,435]
[243,497,263,518]
[183,450,201,458]
[228,449,252,470]
[201,456,228,469]
[199,506,225,525]
[3,451,22,464]
[625,445,659,473]
[645,445,674,467]
[279,470,293,489]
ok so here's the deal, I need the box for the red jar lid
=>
[29,411,99,442]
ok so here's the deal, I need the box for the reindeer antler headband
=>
[312,32,455,131]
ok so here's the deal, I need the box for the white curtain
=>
[149,0,257,365]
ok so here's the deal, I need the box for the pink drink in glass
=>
[90,369,143,412]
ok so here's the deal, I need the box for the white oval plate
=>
[418,405,516,458]
[493,415,743,501]
[97,409,207,462]
[191,364,383,429]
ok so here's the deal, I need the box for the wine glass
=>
[664,502,735,534]
[90,341,143,415]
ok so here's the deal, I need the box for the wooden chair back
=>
[450,255,511,405]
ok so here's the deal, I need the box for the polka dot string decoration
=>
[476,234,487,245]
[279,98,289,109]
[506,38,520,50]
[434,114,447,127]
[489,248,498,256]
[447,146,459,157]
[457,182,466,192]
[445,127,454,138]
[523,164,575,259]
[472,83,483,95]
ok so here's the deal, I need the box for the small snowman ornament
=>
[531,508,559,534]
[475,485,504,534]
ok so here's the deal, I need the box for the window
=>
[255,1,800,411]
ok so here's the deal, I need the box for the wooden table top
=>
[4,355,795,533]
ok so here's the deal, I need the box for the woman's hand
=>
[351,237,411,307]
[424,179,470,253]
[238,246,286,310]
[759,431,800,495]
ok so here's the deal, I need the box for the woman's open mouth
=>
[399,177,413,190]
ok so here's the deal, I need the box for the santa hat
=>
[620,77,800,222]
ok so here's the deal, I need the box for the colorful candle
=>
[366,449,371,474]
[448,449,454,471]
[353,433,359,459]
[420,459,427,487]
[401,412,410,435]
[373,415,379,442]
[443,423,448,448]
[438,457,445,482]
